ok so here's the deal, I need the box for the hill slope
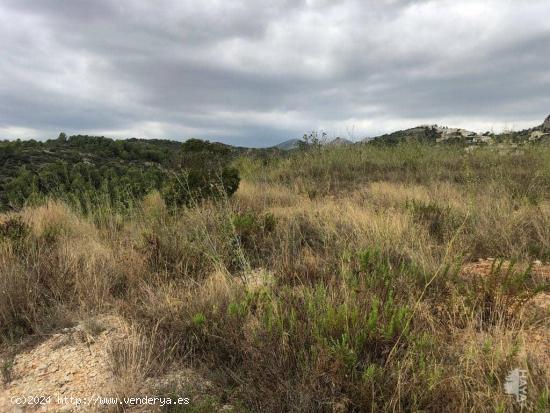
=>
[367,114,550,145]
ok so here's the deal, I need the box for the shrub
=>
[407,199,461,242]
[232,211,276,249]
[0,216,29,242]
[161,167,240,207]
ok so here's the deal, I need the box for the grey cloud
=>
[0,0,549,146]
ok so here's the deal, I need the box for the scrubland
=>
[1,143,549,412]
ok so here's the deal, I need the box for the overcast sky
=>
[1,0,549,147]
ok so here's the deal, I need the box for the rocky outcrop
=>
[353,114,550,146]
[429,125,479,142]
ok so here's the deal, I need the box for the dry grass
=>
[1,144,549,412]
[108,323,167,403]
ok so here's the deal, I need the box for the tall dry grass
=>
[1,143,549,411]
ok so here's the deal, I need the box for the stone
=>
[542,114,550,132]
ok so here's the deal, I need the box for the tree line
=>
[0,135,240,211]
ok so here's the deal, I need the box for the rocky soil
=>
[0,316,223,412]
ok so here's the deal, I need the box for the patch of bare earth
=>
[0,316,123,412]
[0,316,218,412]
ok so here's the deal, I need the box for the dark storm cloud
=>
[1,0,549,146]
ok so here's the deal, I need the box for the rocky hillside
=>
[367,114,550,146]
[273,114,550,149]
[365,125,481,145]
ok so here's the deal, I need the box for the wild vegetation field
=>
[1,142,549,412]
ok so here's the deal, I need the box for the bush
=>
[0,216,29,242]
[161,167,240,207]
[407,199,461,242]
[161,139,241,207]
[232,211,276,249]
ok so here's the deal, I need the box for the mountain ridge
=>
[272,114,550,149]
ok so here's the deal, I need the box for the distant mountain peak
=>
[274,138,303,150]
[328,137,353,145]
